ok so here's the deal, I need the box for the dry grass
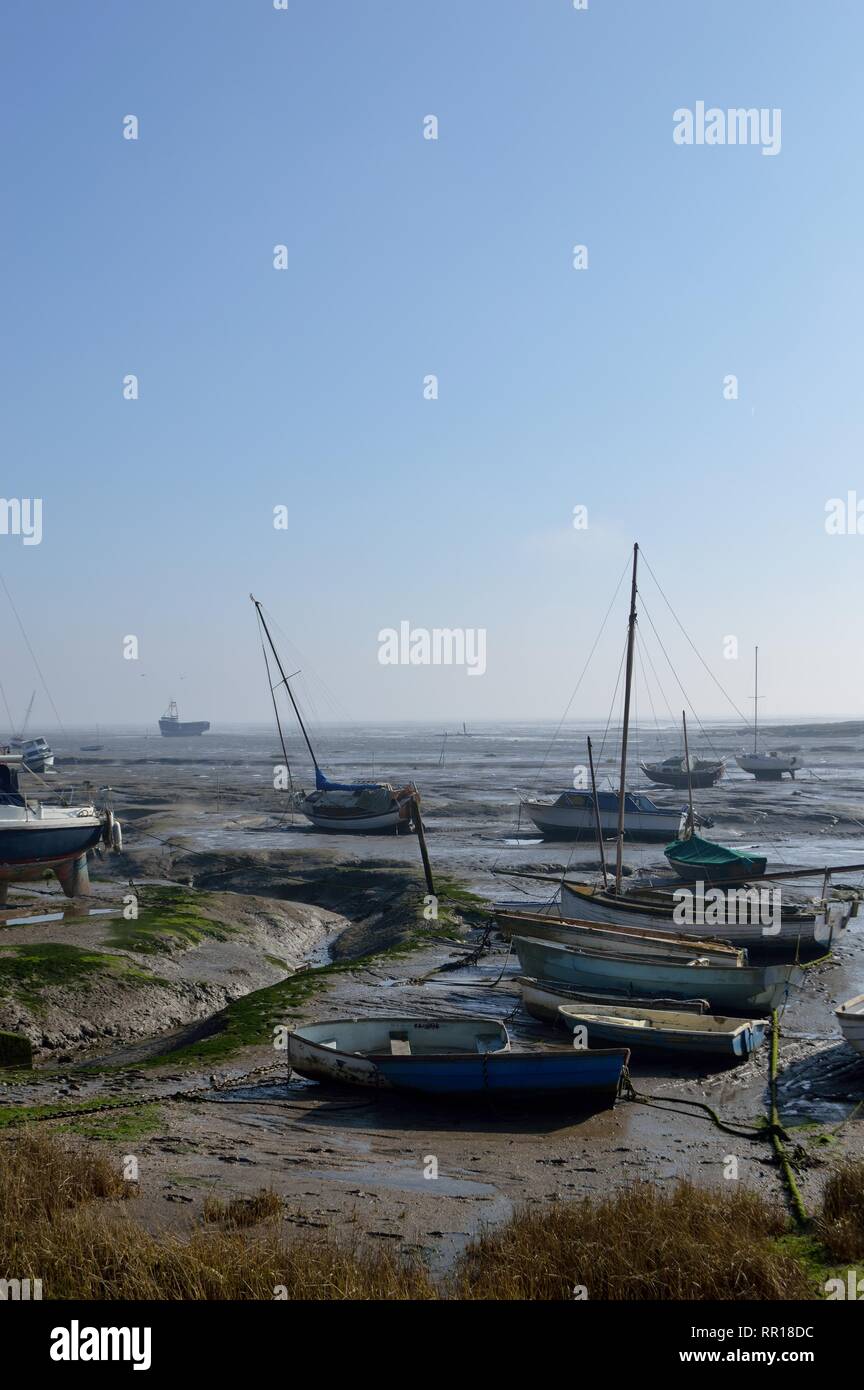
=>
[452,1181,815,1301]
[0,1130,828,1300]
[816,1159,864,1262]
[203,1188,283,1228]
[0,1129,433,1300]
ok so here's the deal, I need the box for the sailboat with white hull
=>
[251,596,418,834]
[520,546,688,842]
[736,648,802,780]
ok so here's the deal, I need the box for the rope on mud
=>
[620,1009,810,1228]
[768,1008,809,1228]
[619,1073,776,1142]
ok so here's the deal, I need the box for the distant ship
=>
[158,701,210,738]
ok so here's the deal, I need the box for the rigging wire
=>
[0,572,66,734]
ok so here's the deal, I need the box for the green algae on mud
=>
[59,1102,163,1143]
[0,943,161,1014]
[137,926,464,1068]
[103,886,236,955]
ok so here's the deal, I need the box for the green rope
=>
[769,1008,809,1228]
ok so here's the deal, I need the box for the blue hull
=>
[373,1048,629,1102]
[0,823,103,869]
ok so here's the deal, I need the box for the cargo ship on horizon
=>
[158,701,210,738]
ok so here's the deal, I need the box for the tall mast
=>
[587,736,608,888]
[753,646,759,754]
[250,595,320,775]
[614,543,639,890]
[682,709,695,836]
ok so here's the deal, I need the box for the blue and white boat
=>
[0,750,120,901]
[512,935,802,1013]
[557,1002,769,1059]
[286,1016,629,1105]
[520,788,685,842]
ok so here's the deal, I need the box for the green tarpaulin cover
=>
[664,834,761,866]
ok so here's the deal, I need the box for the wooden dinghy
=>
[512,935,803,1014]
[836,995,864,1056]
[517,976,710,1025]
[558,1002,769,1058]
[494,906,743,963]
[286,1016,629,1105]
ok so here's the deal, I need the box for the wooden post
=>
[411,796,435,897]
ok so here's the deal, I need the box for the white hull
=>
[303,806,405,833]
[836,994,864,1055]
[560,882,849,950]
[736,753,801,778]
[518,975,711,1023]
[521,801,684,841]
[557,1002,769,1058]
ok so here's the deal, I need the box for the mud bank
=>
[0,884,343,1058]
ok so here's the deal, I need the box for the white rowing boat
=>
[557,1002,769,1058]
[836,994,864,1056]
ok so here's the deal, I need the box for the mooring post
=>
[411,796,435,897]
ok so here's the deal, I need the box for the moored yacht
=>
[0,751,121,901]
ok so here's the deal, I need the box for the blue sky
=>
[2,1,863,729]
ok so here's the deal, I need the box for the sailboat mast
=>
[587,736,608,888]
[250,596,320,774]
[682,709,695,835]
[615,543,639,890]
[753,646,759,754]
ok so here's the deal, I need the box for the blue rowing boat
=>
[286,1016,629,1105]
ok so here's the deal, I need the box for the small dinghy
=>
[836,995,864,1056]
[518,976,710,1025]
[557,1003,769,1058]
[286,1016,629,1105]
[664,833,767,884]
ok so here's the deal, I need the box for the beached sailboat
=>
[0,750,121,900]
[640,754,723,790]
[512,934,803,1013]
[736,649,803,779]
[557,1002,769,1058]
[836,995,864,1057]
[521,788,685,842]
[521,547,694,844]
[11,734,55,774]
[251,596,417,833]
[286,1016,629,1104]
[557,877,854,951]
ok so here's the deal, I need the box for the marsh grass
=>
[0,1130,840,1300]
[203,1188,283,1228]
[451,1181,816,1301]
[816,1159,864,1261]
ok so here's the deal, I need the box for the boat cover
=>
[665,834,759,867]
